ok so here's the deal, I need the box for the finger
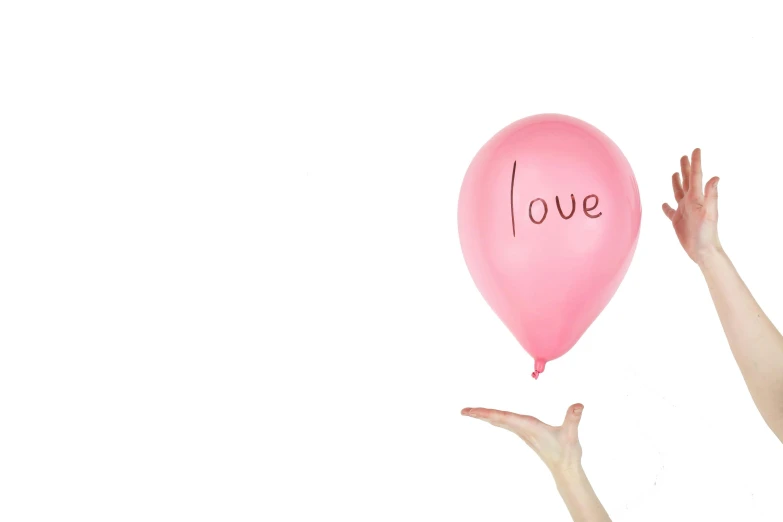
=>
[662,203,676,220]
[671,172,684,201]
[461,407,540,433]
[690,148,703,196]
[704,176,719,217]
[680,155,691,192]
[562,403,584,427]
[562,403,584,438]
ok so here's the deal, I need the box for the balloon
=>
[457,114,641,379]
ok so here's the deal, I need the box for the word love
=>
[510,161,602,236]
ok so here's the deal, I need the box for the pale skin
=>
[663,148,783,443]
[462,148,783,520]
[461,405,611,522]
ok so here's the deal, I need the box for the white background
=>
[2,1,782,521]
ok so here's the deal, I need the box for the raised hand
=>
[662,148,721,264]
[663,149,783,444]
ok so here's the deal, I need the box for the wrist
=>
[696,244,726,270]
[552,462,586,487]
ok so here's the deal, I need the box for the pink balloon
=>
[458,114,641,379]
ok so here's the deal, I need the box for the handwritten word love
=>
[511,161,602,236]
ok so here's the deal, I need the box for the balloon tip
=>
[532,360,545,380]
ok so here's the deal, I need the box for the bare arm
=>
[462,404,611,522]
[663,148,783,441]
[699,247,783,440]
[554,466,611,522]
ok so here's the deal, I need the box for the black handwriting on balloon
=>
[511,161,517,236]
[511,162,602,234]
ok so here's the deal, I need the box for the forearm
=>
[699,247,783,440]
[553,466,611,522]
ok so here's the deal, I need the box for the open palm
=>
[662,148,721,263]
[461,404,584,474]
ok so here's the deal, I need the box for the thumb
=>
[704,176,719,203]
[704,176,719,219]
[562,403,584,436]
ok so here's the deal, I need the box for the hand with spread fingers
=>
[662,148,783,443]
[661,148,721,264]
[462,404,610,522]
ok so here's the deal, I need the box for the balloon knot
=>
[532,360,546,379]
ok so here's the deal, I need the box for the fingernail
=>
[574,406,583,415]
